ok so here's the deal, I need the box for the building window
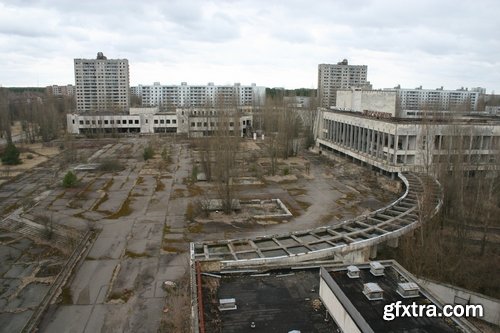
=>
[79,120,84,125]
[191,122,195,127]
[154,119,159,124]
[117,120,121,124]
[134,120,139,124]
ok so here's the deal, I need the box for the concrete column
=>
[357,126,361,151]
[370,129,375,156]
[342,123,347,145]
[394,135,399,165]
[387,134,392,163]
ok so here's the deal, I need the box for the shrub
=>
[283,167,290,176]
[62,171,78,188]
[143,146,154,161]
[1,143,21,165]
[26,153,34,160]
[98,158,124,172]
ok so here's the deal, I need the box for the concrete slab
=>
[0,310,33,333]
[41,305,93,333]
[70,260,118,305]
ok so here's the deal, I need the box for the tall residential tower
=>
[318,59,370,108]
[74,52,129,113]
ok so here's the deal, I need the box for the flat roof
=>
[323,264,465,333]
[201,268,339,333]
[326,109,500,125]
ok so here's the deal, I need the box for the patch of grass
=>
[171,188,185,199]
[93,192,108,211]
[107,196,133,219]
[2,203,19,215]
[163,224,171,235]
[60,286,73,304]
[295,199,311,210]
[108,289,133,303]
[155,177,165,192]
[136,176,144,185]
[288,188,308,196]
[187,223,203,234]
[72,211,85,219]
[187,184,203,197]
[102,178,114,192]
[162,244,186,253]
[124,250,151,258]
[185,202,197,222]
[319,213,334,224]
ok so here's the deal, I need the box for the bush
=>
[62,171,78,188]
[98,158,124,172]
[143,146,154,161]
[26,153,34,160]
[1,143,21,165]
[283,167,290,176]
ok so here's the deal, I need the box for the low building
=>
[315,109,500,173]
[66,107,252,137]
[336,88,397,117]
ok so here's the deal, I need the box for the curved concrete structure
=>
[192,172,442,268]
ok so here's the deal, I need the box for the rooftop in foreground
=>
[201,268,338,333]
[320,262,476,333]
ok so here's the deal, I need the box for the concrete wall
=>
[336,90,396,116]
[319,275,363,333]
[418,278,500,326]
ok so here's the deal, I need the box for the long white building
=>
[131,82,265,108]
[74,52,130,113]
[385,86,481,114]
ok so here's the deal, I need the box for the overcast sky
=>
[1,0,499,92]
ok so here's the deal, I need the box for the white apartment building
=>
[74,52,130,113]
[384,86,481,115]
[318,59,371,108]
[131,82,265,109]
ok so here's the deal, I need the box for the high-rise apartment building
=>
[318,59,370,108]
[131,82,265,108]
[74,52,129,113]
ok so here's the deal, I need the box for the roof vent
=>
[397,282,420,298]
[218,298,237,311]
[370,261,385,276]
[363,283,384,301]
[347,265,360,279]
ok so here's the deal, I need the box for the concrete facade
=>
[384,86,480,114]
[336,89,397,116]
[317,109,500,173]
[74,52,130,113]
